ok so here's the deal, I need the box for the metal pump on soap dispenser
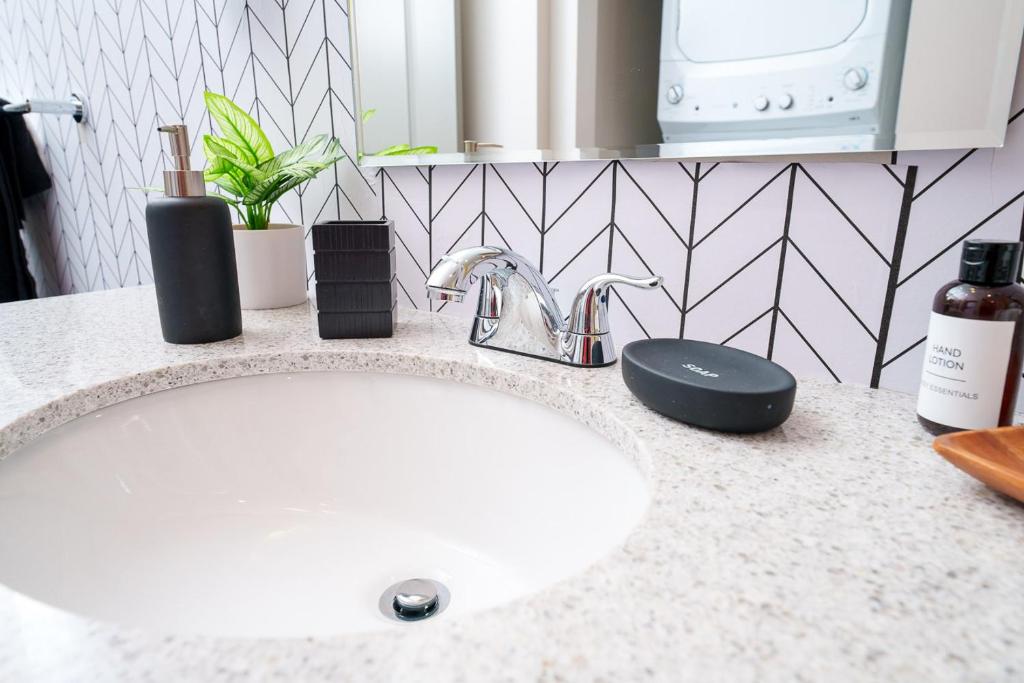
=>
[146,123,242,344]
[158,124,207,197]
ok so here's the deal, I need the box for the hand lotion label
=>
[916,313,1015,430]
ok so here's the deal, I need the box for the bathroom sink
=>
[0,371,647,637]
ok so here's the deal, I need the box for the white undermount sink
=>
[0,371,648,637]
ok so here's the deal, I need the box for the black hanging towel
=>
[0,99,52,303]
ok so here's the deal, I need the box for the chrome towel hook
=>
[2,93,86,123]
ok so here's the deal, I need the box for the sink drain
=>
[379,578,450,622]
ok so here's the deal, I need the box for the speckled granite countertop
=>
[0,286,1022,682]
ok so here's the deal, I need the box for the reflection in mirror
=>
[350,0,1024,166]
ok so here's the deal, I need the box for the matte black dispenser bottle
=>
[916,239,1024,435]
[146,124,242,344]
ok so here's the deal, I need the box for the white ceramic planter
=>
[232,223,308,310]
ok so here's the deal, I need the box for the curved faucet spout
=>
[426,246,564,326]
[425,246,508,302]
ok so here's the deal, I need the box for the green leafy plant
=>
[202,91,344,230]
[357,109,438,160]
[370,143,439,156]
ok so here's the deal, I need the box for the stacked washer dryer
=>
[657,0,912,153]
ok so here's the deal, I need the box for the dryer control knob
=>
[778,93,794,110]
[666,84,684,105]
[753,95,770,111]
[843,67,869,91]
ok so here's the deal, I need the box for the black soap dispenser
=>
[146,124,242,344]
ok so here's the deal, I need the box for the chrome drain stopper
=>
[393,579,438,620]
[380,578,450,622]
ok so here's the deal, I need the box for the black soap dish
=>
[312,220,397,339]
[621,339,796,433]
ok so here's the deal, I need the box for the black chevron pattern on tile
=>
[379,166,429,309]
[874,100,1024,398]
[2,1,1024,400]
[379,159,899,385]
[612,160,687,341]
[778,162,907,382]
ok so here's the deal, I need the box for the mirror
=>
[350,0,1024,166]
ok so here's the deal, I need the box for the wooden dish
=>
[933,425,1024,502]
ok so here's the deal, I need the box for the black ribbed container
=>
[312,219,395,251]
[312,250,396,281]
[146,196,242,344]
[312,220,397,338]
[316,279,397,311]
[318,308,398,338]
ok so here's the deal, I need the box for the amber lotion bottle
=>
[917,240,1024,435]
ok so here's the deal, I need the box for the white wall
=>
[896,0,1024,149]
[575,0,660,152]
[353,0,412,153]
[547,0,579,153]
[460,0,543,150]
[403,0,462,153]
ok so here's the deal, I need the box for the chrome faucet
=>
[426,246,663,367]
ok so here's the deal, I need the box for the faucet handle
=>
[567,273,663,336]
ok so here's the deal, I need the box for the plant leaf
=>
[204,159,229,180]
[209,192,240,208]
[370,143,438,156]
[202,132,263,200]
[242,137,344,205]
[256,134,329,176]
[361,108,376,123]
[204,91,274,165]
[207,169,248,198]
[241,162,323,206]
[204,154,255,183]
[203,134,260,174]
[373,144,411,156]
